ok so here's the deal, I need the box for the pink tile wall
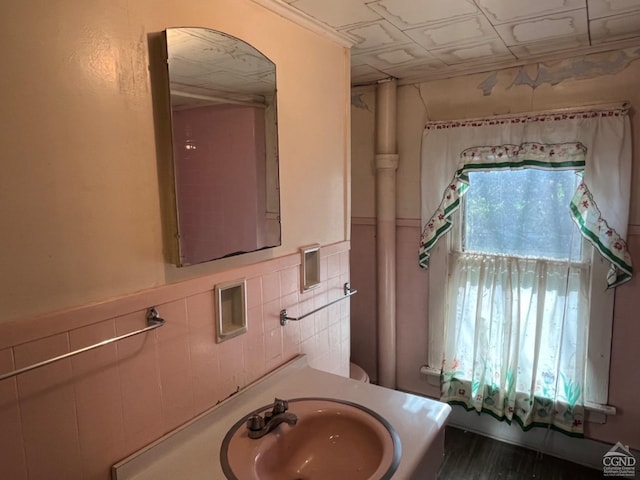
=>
[0,241,351,480]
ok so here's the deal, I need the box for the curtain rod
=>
[425,101,629,127]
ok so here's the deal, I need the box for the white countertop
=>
[113,355,451,480]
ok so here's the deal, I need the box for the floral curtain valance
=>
[419,105,633,287]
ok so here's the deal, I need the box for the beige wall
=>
[351,48,640,449]
[0,0,349,324]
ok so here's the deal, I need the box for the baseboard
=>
[448,405,639,475]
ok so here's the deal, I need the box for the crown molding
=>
[249,0,356,48]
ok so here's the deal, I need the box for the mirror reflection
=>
[165,28,281,266]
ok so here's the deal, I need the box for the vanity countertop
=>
[112,355,451,480]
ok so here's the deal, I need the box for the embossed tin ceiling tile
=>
[495,10,587,46]
[404,15,499,50]
[430,39,514,64]
[352,44,442,70]
[342,20,412,54]
[279,0,640,83]
[508,35,589,58]
[476,0,585,24]
[376,48,419,65]
[367,0,480,29]
[289,0,381,28]
[587,0,640,20]
[351,64,389,84]
[382,59,449,80]
[590,11,640,44]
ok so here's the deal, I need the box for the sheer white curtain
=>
[442,252,590,434]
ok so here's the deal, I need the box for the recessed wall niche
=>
[301,245,321,292]
[215,279,247,343]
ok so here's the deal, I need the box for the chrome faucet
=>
[246,398,298,439]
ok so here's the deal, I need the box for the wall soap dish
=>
[215,279,247,343]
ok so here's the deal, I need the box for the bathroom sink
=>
[220,397,401,480]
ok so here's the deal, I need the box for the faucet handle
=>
[272,398,288,414]
[246,414,264,432]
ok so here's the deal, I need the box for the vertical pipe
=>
[375,79,398,389]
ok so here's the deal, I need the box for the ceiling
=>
[276,0,640,85]
[166,28,276,108]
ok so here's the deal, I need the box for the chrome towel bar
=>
[0,307,165,382]
[280,283,357,326]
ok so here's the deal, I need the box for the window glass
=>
[463,169,582,261]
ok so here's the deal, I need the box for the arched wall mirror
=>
[163,27,281,266]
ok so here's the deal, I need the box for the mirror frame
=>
[149,28,281,267]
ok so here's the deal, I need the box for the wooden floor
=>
[438,426,613,479]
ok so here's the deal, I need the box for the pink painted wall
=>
[172,104,268,264]
[0,242,351,480]
[350,49,640,450]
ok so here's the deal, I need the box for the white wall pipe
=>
[375,78,398,389]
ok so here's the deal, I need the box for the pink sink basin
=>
[220,397,401,480]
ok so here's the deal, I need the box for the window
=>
[420,108,632,430]
[452,169,589,401]
[427,168,615,431]
[463,169,582,261]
